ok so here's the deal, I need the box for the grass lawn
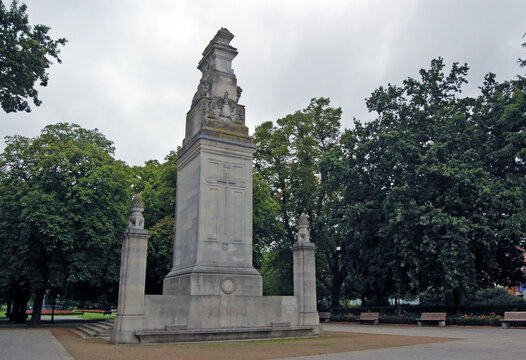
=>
[79,312,115,320]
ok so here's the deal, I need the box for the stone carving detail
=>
[204,98,221,119]
[204,92,239,123]
[192,79,210,105]
[220,278,236,294]
[297,213,310,243]
[128,193,145,230]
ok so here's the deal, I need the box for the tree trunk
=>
[361,296,367,307]
[6,297,12,318]
[445,288,464,306]
[330,282,341,310]
[29,289,46,326]
[9,288,30,323]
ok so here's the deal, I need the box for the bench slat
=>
[503,312,526,321]
[417,312,446,327]
[419,312,446,321]
[359,313,379,320]
[358,312,379,325]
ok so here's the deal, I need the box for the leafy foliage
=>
[0,123,131,323]
[130,151,177,294]
[332,58,526,305]
[0,0,67,112]
[253,98,347,304]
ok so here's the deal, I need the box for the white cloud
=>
[1,0,525,165]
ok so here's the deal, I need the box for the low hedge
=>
[327,309,505,326]
[332,303,526,318]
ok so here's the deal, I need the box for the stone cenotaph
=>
[112,28,319,344]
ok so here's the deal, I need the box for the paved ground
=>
[1,323,525,360]
[278,323,526,360]
[0,329,73,360]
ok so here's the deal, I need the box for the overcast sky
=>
[2,0,525,166]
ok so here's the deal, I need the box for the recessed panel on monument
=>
[163,28,262,297]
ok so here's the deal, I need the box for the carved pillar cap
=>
[130,193,145,213]
[298,213,309,228]
[296,213,312,244]
[202,28,234,55]
[128,194,145,230]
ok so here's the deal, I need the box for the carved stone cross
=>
[205,162,245,248]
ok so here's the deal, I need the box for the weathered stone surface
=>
[184,27,247,147]
[293,213,319,326]
[142,294,300,330]
[112,195,150,344]
[114,29,320,344]
[163,30,262,296]
[163,136,263,296]
[135,325,319,344]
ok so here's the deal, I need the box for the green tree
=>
[130,151,177,294]
[335,58,526,305]
[253,98,346,306]
[0,0,67,113]
[145,216,174,294]
[0,123,131,324]
[252,172,283,272]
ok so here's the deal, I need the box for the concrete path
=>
[1,323,524,360]
[278,323,526,360]
[0,329,73,360]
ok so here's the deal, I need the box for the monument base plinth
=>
[163,266,263,296]
[135,325,321,344]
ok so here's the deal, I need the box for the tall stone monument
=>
[112,28,319,344]
[163,27,262,297]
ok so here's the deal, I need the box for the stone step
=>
[90,322,114,331]
[75,320,114,338]
[75,326,100,338]
[135,326,319,344]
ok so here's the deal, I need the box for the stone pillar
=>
[112,194,149,344]
[163,28,262,298]
[292,213,319,326]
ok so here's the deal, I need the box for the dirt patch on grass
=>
[52,328,457,360]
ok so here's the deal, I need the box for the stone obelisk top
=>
[183,28,249,150]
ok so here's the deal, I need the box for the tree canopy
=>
[0,0,67,113]
[253,98,348,304]
[0,123,130,323]
[1,38,525,320]
[328,58,526,305]
[130,152,178,294]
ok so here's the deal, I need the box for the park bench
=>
[318,312,331,323]
[359,312,379,325]
[501,311,526,328]
[417,312,446,327]
[103,309,112,316]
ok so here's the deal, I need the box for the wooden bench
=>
[501,311,526,328]
[318,312,331,323]
[417,312,446,327]
[359,312,379,325]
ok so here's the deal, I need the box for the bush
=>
[332,301,526,318]
[469,287,526,306]
[328,300,524,326]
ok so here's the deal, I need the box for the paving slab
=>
[276,323,526,360]
[0,328,73,360]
